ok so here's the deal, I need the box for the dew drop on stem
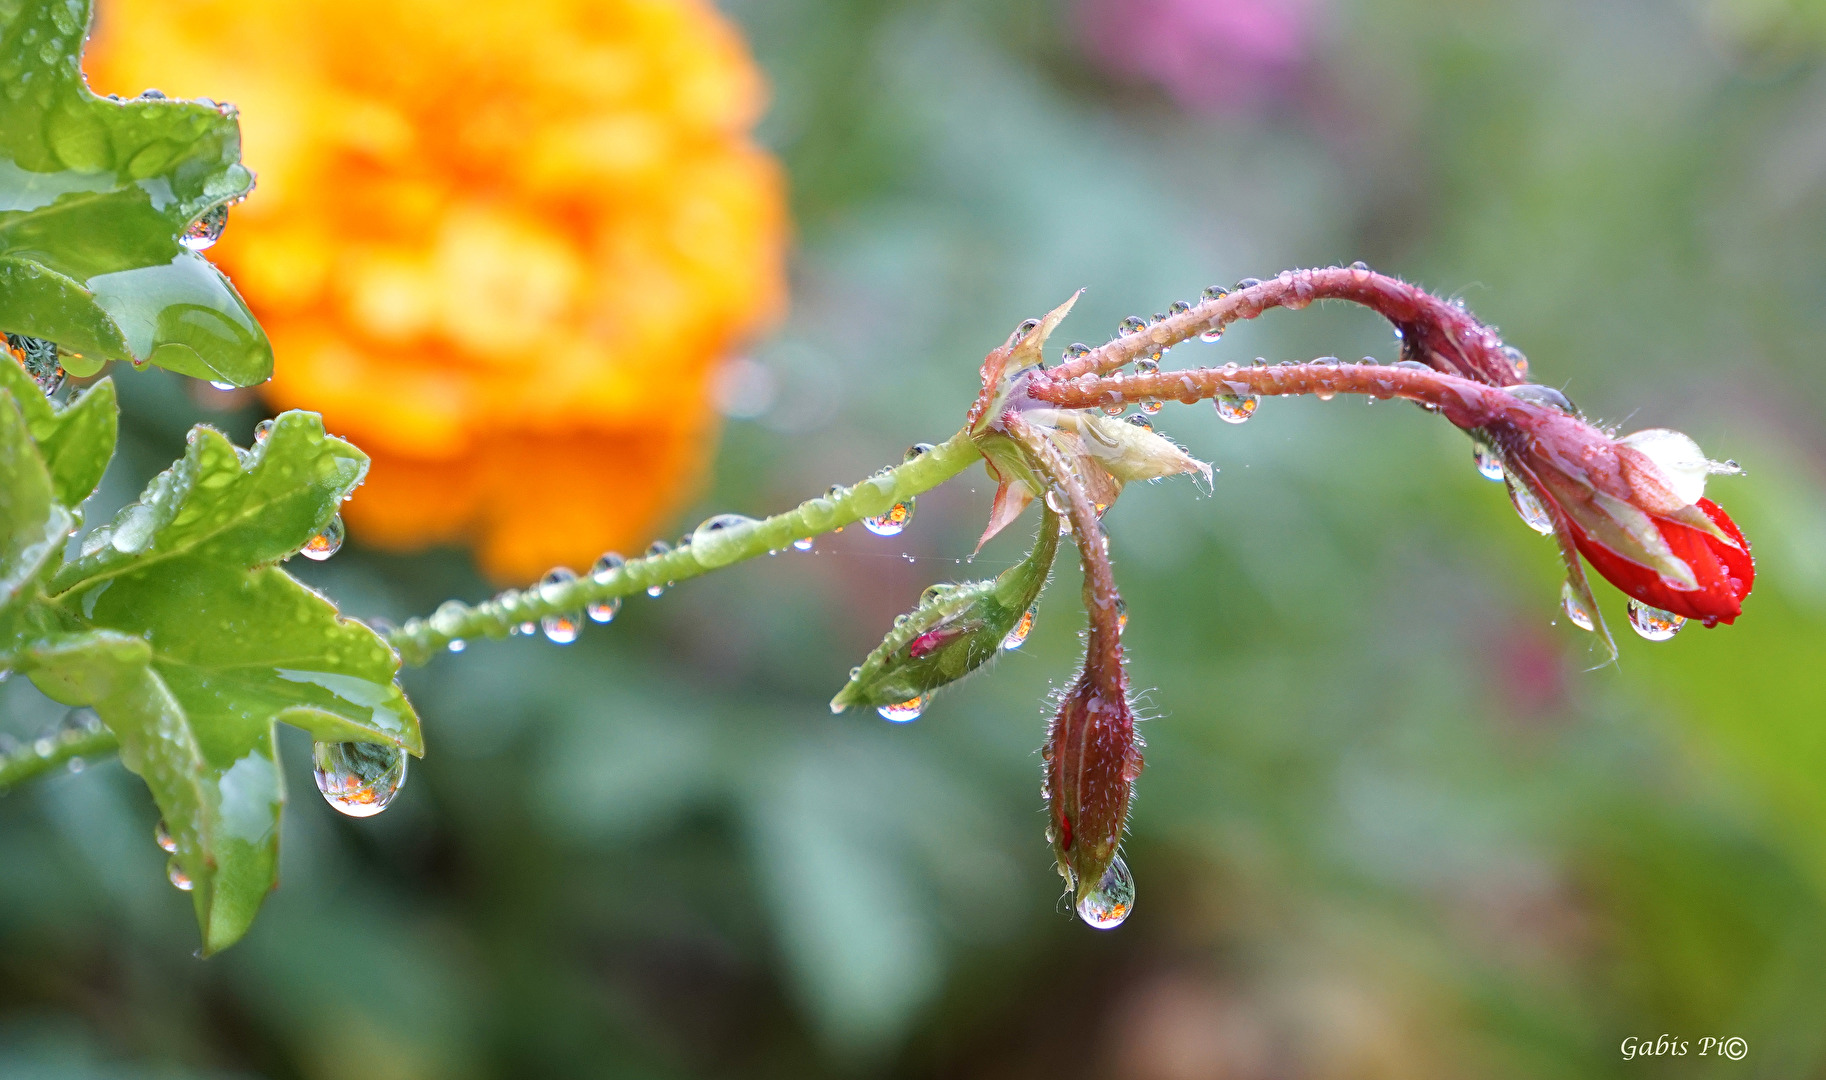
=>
[180,203,228,250]
[312,740,407,817]
[538,567,581,643]
[864,499,915,537]
[1215,393,1258,424]
[1508,480,1554,534]
[155,819,177,853]
[587,554,624,623]
[1561,581,1595,632]
[167,861,194,891]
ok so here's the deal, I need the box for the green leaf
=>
[0,0,270,384]
[0,386,71,616]
[18,410,419,953]
[52,411,366,593]
[0,353,116,507]
[831,507,1061,711]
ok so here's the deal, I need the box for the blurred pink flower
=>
[1077,0,1323,113]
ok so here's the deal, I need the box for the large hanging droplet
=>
[299,515,345,560]
[587,553,624,623]
[167,861,194,891]
[1627,600,1686,641]
[1002,607,1036,650]
[1214,393,1258,424]
[180,203,229,250]
[1508,480,1554,534]
[1076,855,1135,929]
[538,567,581,643]
[877,696,927,723]
[1472,441,1505,481]
[155,819,177,853]
[312,740,407,817]
[1561,581,1595,632]
[864,498,915,537]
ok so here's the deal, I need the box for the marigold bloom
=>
[87,0,787,580]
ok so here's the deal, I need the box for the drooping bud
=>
[831,507,1061,713]
[1043,668,1142,907]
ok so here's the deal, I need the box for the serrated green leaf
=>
[23,629,276,954]
[15,407,417,953]
[52,410,367,593]
[0,386,72,615]
[832,507,1061,710]
[0,354,116,506]
[0,0,270,384]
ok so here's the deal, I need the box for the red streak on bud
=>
[907,627,964,659]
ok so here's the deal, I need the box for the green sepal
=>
[831,507,1061,711]
[0,0,270,385]
[0,354,117,507]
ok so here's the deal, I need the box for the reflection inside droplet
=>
[312,740,407,817]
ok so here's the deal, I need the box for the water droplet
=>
[878,696,927,723]
[180,203,228,251]
[1627,600,1686,641]
[1118,316,1147,336]
[447,639,467,652]
[1139,399,1163,415]
[168,861,194,891]
[1063,343,1091,361]
[864,498,915,537]
[587,553,624,622]
[786,537,811,553]
[1501,345,1529,377]
[1200,285,1229,301]
[1350,260,1370,271]
[1014,317,1041,341]
[1168,300,1192,315]
[312,740,407,817]
[1114,597,1128,631]
[1504,383,1576,415]
[1199,325,1224,343]
[1135,358,1159,375]
[1126,414,1153,431]
[208,379,235,391]
[1561,581,1594,632]
[904,442,935,462]
[1076,855,1135,929]
[538,567,581,643]
[1215,393,1258,424]
[253,418,274,443]
[155,819,177,853]
[1508,480,1554,534]
[1002,608,1036,649]
[1101,400,1126,417]
[1473,441,1505,481]
[300,515,345,560]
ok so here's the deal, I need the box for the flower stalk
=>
[387,430,984,664]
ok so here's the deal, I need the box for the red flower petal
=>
[1569,498,1753,627]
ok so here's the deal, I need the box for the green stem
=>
[388,430,985,665]
[0,725,119,788]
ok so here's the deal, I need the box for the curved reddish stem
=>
[1003,414,1125,697]
[1047,266,1524,388]
[1027,358,1516,433]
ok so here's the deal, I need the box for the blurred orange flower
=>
[87,0,787,581]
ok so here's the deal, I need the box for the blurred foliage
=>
[6,0,1826,1076]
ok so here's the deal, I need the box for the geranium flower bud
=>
[1476,395,1753,627]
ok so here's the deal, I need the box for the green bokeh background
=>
[7,0,1826,1075]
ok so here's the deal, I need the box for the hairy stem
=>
[388,430,984,665]
[0,727,119,788]
[1027,358,1514,431]
[1003,415,1124,694]
[1048,266,1524,388]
